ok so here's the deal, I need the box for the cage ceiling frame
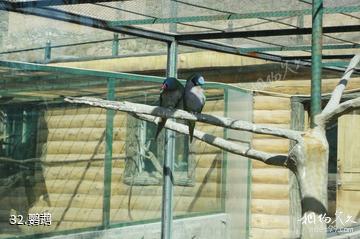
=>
[0,1,360,239]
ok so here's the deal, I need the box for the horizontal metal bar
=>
[178,40,359,74]
[0,79,108,94]
[322,61,360,74]
[108,5,360,26]
[0,37,136,55]
[0,46,45,55]
[0,60,253,94]
[179,39,312,65]
[0,60,166,83]
[2,2,355,76]
[176,25,360,40]
[240,43,360,53]
[0,0,127,9]
[283,54,356,60]
[1,4,175,42]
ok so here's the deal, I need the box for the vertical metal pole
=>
[297,15,304,44]
[103,78,115,228]
[44,40,51,63]
[161,40,177,239]
[169,0,177,33]
[310,0,323,128]
[103,38,116,227]
[112,33,119,56]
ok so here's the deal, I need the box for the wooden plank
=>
[254,96,290,110]
[251,199,289,215]
[253,110,291,124]
[256,78,360,95]
[194,153,222,168]
[38,153,125,167]
[201,100,224,112]
[38,127,126,142]
[251,160,283,169]
[337,111,360,228]
[253,124,290,139]
[252,168,289,185]
[338,113,360,172]
[251,213,289,229]
[26,189,221,212]
[252,184,289,200]
[40,114,126,129]
[336,190,360,227]
[38,140,125,154]
[252,138,289,153]
[190,141,222,154]
[340,174,360,191]
[46,107,107,116]
[251,227,289,239]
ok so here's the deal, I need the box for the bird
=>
[154,77,184,139]
[183,73,206,143]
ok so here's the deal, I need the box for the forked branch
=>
[64,97,303,142]
[317,96,360,125]
[133,113,291,168]
[322,54,360,115]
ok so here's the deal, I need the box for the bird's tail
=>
[155,118,167,139]
[188,121,195,143]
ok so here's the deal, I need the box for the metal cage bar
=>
[161,40,178,239]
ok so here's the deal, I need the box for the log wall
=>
[250,95,291,239]
[0,98,225,237]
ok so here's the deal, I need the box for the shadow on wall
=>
[0,108,48,236]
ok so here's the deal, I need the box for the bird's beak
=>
[160,83,167,93]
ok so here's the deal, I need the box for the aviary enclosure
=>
[0,1,360,239]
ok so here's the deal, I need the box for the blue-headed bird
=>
[184,74,206,143]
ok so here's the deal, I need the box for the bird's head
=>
[161,77,178,92]
[190,74,205,86]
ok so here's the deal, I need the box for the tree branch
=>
[322,54,360,115]
[316,96,360,125]
[133,113,291,168]
[64,97,302,142]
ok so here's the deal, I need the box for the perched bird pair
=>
[155,74,206,142]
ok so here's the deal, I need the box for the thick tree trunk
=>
[293,128,329,239]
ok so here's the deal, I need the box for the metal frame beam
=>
[239,43,360,53]
[0,60,166,83]
[107,5,360,26]
[176,25,360,41]
[283,54,357,60]
[1,5,356,73]
[0,4,175,42]
[0,0,128,9]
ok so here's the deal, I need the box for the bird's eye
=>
[197,76,205,85]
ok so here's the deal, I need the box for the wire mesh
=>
[0,62,243,238]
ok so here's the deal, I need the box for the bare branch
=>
[64,97,302,142]
[133,113,290,168]
[316,96,360,125]
[322,54,360,115]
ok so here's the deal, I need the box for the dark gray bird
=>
[184,74,206,143]
[155,77,184,139]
